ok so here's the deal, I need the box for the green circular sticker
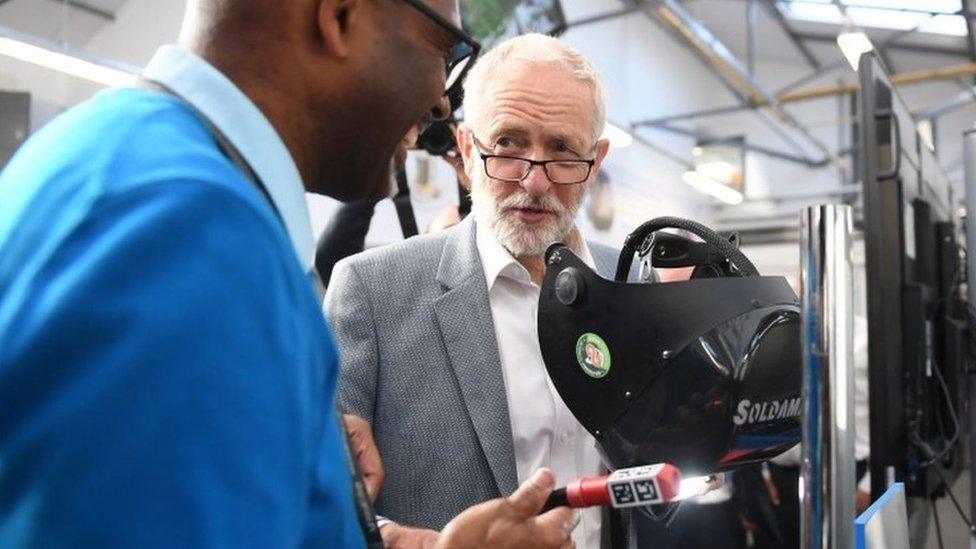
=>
[575,333,611,378]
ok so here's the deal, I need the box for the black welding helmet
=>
[539,217,801,476]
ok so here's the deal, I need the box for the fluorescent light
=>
[785,1,964,36]
[682,170,744,205]
[847,7,930,32]
[917,120,935,151]
[784,2,843,25]
[847,0,957,13]
[0,36,134,87]
[695,160,738,183]
[837,31,874,71]
[919,14,969,37]
[601,122,634,148]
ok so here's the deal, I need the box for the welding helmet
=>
[539,217,802,476]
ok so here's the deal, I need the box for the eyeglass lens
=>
[485,157,590,184]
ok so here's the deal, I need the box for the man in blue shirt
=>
[0,1,577,547]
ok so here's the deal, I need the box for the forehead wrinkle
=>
[485,114,585,150]
[481,88,592,149]
[492,86,590,115]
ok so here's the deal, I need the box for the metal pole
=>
[40,0,115,21]
[642,0,842,167]
[917,84,976,120]
[800,205,856,549]
[747,0,757,77]
[648,123,822,167]
[837,79,847,186]
[757,0,821,69]
[962,129,976,549]
[633,104,753,127]
[563,6,642,30]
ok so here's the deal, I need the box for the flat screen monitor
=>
[858,51,967,501]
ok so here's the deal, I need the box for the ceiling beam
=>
[917,85,976,120]
[792,31,969,58]
[40,0,114,22]
[775,19,934,95]
[874,15,940,74]
[646,123,830,166]
[633,104,753,126]
[564,6,643,30]
[757,0,821,69]
[639,0,843,168]
[829,0,905,72]
[776,62,976,103]
[746,0,757,75]
[965,0,976,84]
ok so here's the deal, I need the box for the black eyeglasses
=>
[399,0,481,99]
[472,137,595,186]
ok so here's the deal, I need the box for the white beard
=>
[470,178,582,258]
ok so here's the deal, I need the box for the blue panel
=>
[855,483,906,549]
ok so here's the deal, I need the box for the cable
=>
[910,255,965,469]
[927,250,961,324]
[932,498,945,549]
[902,251,973,546]
[908,345,960,470]
[931,465,976,537]
[916,353,960,469]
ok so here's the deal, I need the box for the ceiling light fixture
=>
[695,160,739,183]
[837,31,874,71]
[682,169,744,205]
[0,27,135,88]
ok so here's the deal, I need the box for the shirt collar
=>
[475,220,595,290]
[142,45,315,269]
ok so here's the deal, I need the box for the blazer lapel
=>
[432,218,519,496]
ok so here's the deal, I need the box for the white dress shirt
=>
[476,224,603,549]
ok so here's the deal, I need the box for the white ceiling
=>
[0,0,127,48]
[637,0,976,176]
[0,0,973,211]
[686,0,970,72]
[77,0,128,11]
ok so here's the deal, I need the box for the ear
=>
[581,137,611,191]
[592,138,611,172]
[456,124,475,180]
[318,0,361,58]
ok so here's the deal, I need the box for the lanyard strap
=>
[135,77,382,547]
[135,78,283,223]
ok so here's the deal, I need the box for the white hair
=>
[462,33,607,144]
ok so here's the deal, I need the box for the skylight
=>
[779,0,968,36]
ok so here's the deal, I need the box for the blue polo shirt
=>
[0,47,364,548]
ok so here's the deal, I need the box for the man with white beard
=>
[326,34,629,549]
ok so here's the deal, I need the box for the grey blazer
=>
[324,217,631,530]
